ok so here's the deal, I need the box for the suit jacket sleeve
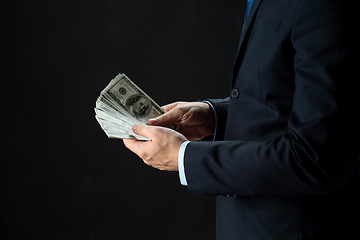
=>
[204,97,229,141]
[184,1,359,197]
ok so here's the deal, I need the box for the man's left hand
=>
[123,124,187,171]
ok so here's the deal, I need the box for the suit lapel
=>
[231,0,262,84]
[238,0,262,51]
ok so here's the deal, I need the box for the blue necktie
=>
[246,0,253,18]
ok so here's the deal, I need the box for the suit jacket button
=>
[231,88,239,98]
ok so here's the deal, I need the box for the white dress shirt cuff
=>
[178,140,190,186]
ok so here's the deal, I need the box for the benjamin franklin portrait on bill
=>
[125,94,152,118]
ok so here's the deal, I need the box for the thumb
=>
[132,124,152,138]
[147,109,181,126]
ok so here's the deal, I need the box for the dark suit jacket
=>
[184,0,360,239]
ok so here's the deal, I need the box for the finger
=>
[123,138,142,154]
[132,124,153,138]
[147,108,183,126]
[161,102,180,112]
[123,137,151,160]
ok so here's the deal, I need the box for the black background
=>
[3,0,246,239]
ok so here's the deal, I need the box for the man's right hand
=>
[147,101,215,141]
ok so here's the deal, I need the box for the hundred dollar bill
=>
[106,130,149,141]
[95,99,142,126]
[95,109,133,130]
[95,73,173,140]
[101,73,164,123]
[95,115,149,141]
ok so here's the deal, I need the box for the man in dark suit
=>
[124,0,360,239]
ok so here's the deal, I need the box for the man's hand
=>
[123,124,187,171]
[147,102,215,141]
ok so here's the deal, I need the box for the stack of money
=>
[95,73,165,140]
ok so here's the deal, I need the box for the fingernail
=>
[147,118,157,124]
[132,124,139,131]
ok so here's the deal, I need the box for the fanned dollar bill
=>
[95,73,167,140]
